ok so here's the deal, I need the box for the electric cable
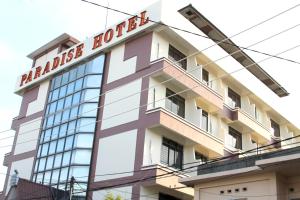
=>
[0,23,299,145]
[0,0,299,137]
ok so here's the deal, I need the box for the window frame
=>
[168,45,187,70]
[161,137,183,170]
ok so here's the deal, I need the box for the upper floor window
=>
[161,137,183,169]
[202,68,209,84]
[228,88,241,108]
[271,119,280,137]
[201,110,208,132]
[226,127,242,150]
[195,152,208,163]
[166,88,185,118]
[168,45,187,70]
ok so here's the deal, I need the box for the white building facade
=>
[1,2,300,200]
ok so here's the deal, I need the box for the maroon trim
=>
[124,33,152,72]
[11,111,43,131]
[87,52,111,198]
[18,86,40,119]
[3,80,49,198]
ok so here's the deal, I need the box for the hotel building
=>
[1,1,299,200]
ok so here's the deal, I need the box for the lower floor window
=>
[226,127,242,150]
[161,137,183,169]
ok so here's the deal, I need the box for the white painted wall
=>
[101,79,142,130]
[92,186,132,200]
[94,130,137,181]
[33,48,59,68]
[14,117,42,155]
[147,77,166,110]
[26,80,50,116]
[6,157,34,194]
[150,32,169,61]
[107,44,137,83]
[185,99,201,127]
[143,129,162,166]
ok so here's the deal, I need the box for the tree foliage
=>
[104,192,123,200]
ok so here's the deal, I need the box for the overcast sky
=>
[0,0,300,191]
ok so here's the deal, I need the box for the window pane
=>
[64,136,74,150]
[72,92,81,106]
[67,121,76,135]
[54,113,62,126]
[56,138,65,153]
[36,173,43,184]
[62,109,70,122]
[71,150,91,164]
[77,65,85,78]
[69,166,89,182]
[52,89,59,101]
[74,78,83,91]
[69,68,77,81]
[38,157,46,171]
[59,85,67,98]
[86,55,104,74]
[59,123,67,137]
[49,101,57,114]
[51,126,59,140]
[44,171,51,183]
[54,75,62,89]
[61,72,69,86]
[70,107,79,120]
[56,99,64,111]
[46,116,54,128]
[51,169,60,184]
[79,103,98,117]
[62,151,71,166]
[81,89,100,102]
[48,141,57,155]
[64,96,72,108]
[74,134,94,148]
[67,82,75,95]
[54,153,62,168]
[59,167,69,183]
[44,129,51,142]
[84,75,102,88]
[46,156,54,170]
[76,118,96,132]
[41,143,49,157]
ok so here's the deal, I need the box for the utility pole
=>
[69,176,75,200]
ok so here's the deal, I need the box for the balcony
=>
[150,58,223,112]
[145,107,224,157]
[140,164,194,198]
[222,104,271,143]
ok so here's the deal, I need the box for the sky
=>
[0,0,300,191]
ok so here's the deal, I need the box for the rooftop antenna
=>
[105,0,109,29]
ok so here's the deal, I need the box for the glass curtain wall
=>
[32,54,105,197]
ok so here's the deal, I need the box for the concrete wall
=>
[13,117,42,155]
[101,79,142,130]
[6,157,34,194]
[95,130,137,181]
[195,173,278,200]
[107,44,137,83]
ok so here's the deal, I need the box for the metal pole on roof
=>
[105,0,109,29]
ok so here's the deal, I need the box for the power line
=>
[81,0,300,65]
[0,22,299,145]
[4,136,300,200]
[77,135,300,193]
[0,39,300,152]
[0,40,299,151]
[0,0,299,137]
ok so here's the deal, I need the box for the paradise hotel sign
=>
[15,2,162,94]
